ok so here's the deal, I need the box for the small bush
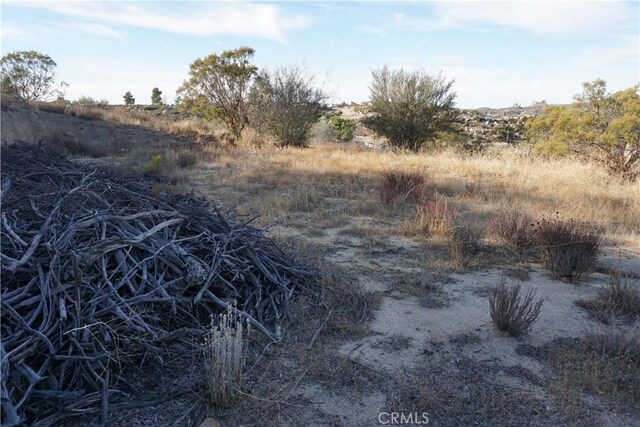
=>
[175,150,200,168]
[450,222,483,268]
[533,216,602,282]
[486,208,535,251]
[415,193,458,236]
[380,170,428,205]
[330,115,357,141]
[577,273,640,324]
[489,281,543,336]
[141,154,164,174]
[238,127,268,148]
[203,307,247,408]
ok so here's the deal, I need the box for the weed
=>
[489,280,543,336]
[415,193,458,236]
[141,154,165,174]
[380,170,428,204]
[450,222,483,268]
[486,208,535,251]
[577,273,640,324]
[534,216,602,282]
[175,150,200,168]
[203,306,247,408]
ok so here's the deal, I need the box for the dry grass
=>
[203,307,247,408]
[577,274,640,324]
[189,142,638,251]
[486,208,536,252]
[379,170,428,204]
[415,193,459,237]
[547,325,640,411]
[534,216,603,282]
[450,222,483,268]
[20,100,229,146]
[489,280,544,336]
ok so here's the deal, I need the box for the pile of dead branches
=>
[0,143,318,425]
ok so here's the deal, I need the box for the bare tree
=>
[251,66,328,147]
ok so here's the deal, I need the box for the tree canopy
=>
[362,66,458,151]
[526,79,640,179]
[177,47,257,139]
[1,51,58,101]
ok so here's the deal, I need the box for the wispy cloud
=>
[381,1,637,37]
[1,23,33,41]
[356,25,387,37]
[430,2,635,36]
[60,22,125,40]
[10,1,311,42]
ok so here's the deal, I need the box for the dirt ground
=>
[2,107,639,426]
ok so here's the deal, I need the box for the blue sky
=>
[2,1,638,108]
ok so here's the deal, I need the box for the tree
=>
[151,87,163,105]
[251,66,328,147]
[123,91,135,106]
[177,47,257,139]
[1,51,58,101]
[74,96,109,106]
[330,115,357,141]
[526,79,640,179]
[362,66,458,151]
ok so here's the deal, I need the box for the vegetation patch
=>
[533,216,603,282]
[489,280,544,337]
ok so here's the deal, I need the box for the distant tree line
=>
[3,48,636,178]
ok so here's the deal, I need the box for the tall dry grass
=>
[198,142,639,250]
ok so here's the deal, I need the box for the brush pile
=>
[0,143,317,425]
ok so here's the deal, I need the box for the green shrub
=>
[141,154,164,174]
[329,115,357,141]
[526,80,640,179]
[362,66,458,151]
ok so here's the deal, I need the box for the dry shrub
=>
[203,307,248,408]
[238,127,268,148]
[577,273,640,324]
[534,216,603,282]
[380,170,428,204]
[415,193,458,236]
[489,280,543,336]
[486,208,535,251]
[175,149,200,168]
[450,222,483,268]
[549,324,640,408]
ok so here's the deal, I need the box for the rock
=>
[199,418,221,427]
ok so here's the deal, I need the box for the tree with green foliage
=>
[330,115,357,141]
[74,96,109,106]
[251,66,328,147]
[123,91,135,106]
[1,51,58,101]
[151,87,163,105]
[362,66,458,151]
[177,47,257,139]
[526,79,640,179]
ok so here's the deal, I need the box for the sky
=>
[1,0,638,108]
